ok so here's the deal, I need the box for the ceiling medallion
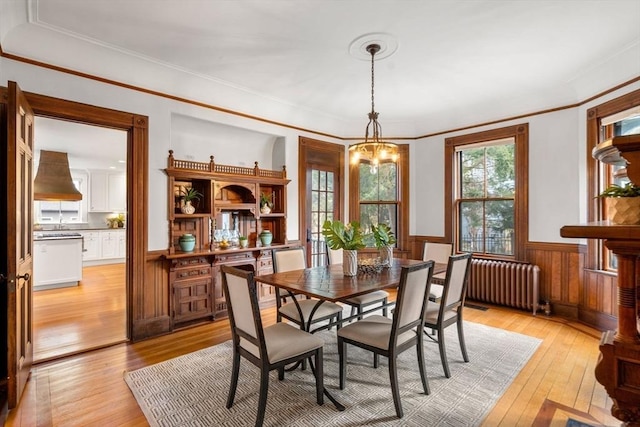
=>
[349,40,399,174]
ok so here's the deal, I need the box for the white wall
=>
[411,80,640,244]
[3,56,639,251]
[1,57,344,250]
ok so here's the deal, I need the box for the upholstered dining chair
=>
[337,261,435,418]
[220,265,325,427]
[422,242,453,300]
[326,246,389,320]
[423,252,473,378]
[272,247,343,331]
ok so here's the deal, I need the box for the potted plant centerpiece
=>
[180,187,203,214]
[321,219,366,276]
[260,192,273,214]
[599,182,640,225]
[371,223,397,267]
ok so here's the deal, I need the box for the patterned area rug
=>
[125,321,541,427]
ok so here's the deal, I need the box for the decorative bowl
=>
[358,258,384,274]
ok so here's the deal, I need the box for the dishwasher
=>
[33,232,83,291]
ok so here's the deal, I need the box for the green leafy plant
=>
[181,187,203,202]
[260,192,273,208]
[598,183,640,198]
[371,223,397,248]
[238,235,248,241]
[322,220,366,250]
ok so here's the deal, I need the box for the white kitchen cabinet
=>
[117,230,126,258]
[89,171,126,212]
[101,231,120,259]
[80,231,101,260]
[33,238,83,290]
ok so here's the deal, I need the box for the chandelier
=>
[349,43,399,172]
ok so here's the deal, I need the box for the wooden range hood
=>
[33,150,82,201]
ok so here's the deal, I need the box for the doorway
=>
[32,118,128,362]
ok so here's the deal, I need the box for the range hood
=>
[34,150,82,201]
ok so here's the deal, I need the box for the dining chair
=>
[272,247,343,331]
[423,252,473,378]
[220,265,325,427]
[422,241,453,301]
[326,246,389,320]
[337,260,435,418]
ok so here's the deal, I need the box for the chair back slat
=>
[392,261,434,338]
[273,247,307,272]
[441,253,473,310]
[422,242,453,264]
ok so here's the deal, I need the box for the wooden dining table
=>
[255,258,447,330]
[254,257,446,411]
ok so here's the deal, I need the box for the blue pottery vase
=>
[179,233,196,252]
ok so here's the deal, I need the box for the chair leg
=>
[373,353,379,369]
[337,312,342,330]
[438,326,451,378]
[315,347,324,405]
[457,316,469,362]
[388,354,403,418]
[382,297,388,317]
[255,367,269,427]
[349,306,356,322]
[416,333,430,395]
[278,366,285,381]
[226,348,241,408]
[357,305,364,321]
[338,338,347,390]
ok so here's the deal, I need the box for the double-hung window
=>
[445,124,529,260]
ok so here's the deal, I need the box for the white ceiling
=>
[2,0,640,138]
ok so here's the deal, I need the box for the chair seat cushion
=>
[337,315,415,350]
[344,290,389,305]
[429,284,444,301]
[424,303,458,324]
[241,322,324,363]
[279,299,343,323]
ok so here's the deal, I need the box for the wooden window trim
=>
[349,144,409,250]
[586,88,640,270]
[445,124,529,261]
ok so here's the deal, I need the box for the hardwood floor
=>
[33,264,127,363]
[11,285,618,426]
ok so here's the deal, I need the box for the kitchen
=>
[32,117,128,362]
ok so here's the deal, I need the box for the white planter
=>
[181,200,196,214]
[342,250,358,276]
[379,245,394,267]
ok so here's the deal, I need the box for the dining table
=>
[254,257,447,411]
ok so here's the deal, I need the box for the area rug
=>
[124,321,541,426]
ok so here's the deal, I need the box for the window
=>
[349,145,409,249]
[598,107,640,270]
[457,140,515,256]
[34,173,87,225]
[445,124,528,260]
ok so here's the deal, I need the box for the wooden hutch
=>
[164,151,291,328]
[561,135,640,425]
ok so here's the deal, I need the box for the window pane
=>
[486,145,515,197]
[312,191,318,211]
[327,172,334,191]
[359,163,377,201]
[459,201,484,253]
[378,163,397,201]
[311,169,319,191]
[319,171,326,191]
[461,148,485,198]
[485,200,514,255]
[360,204,378,233]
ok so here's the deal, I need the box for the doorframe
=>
[0,87,148,342]
[298,136,345,266]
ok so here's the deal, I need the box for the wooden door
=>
[298,137,344,267]
[5,81,35,408]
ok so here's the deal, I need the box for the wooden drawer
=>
[173,257,210,269]
[174,266,211,281]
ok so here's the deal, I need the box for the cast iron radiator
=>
[466,259,540,315]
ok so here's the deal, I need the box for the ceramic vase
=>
[259,230,273,246]
[379,245,393,267]
[239,238,248,248]
[342,249,358,276]
[181,200,196,214]
[260,204,271,214]
[178,233,196,252]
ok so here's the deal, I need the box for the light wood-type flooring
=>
[33,263,127,363]
[10,271,620,426]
